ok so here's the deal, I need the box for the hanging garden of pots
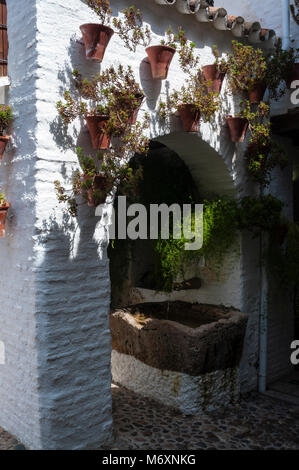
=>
[53,0,299,218]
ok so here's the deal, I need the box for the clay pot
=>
[178,104,200,132]
[248,81,267,104]
[145,45,176,80]
[226,116,248,143]
[80,24,114,62]
[128,93,145,125]
[85,115,111,149]
[83,175,111,207]
[202,64,226,94]
[0,135,10,160]
[286,63,299,88]
[0,203,10,238]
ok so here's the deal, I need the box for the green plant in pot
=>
[54,146,144,217]
[57,65,146,149]
[0,105,13,160]
[238,100,287,186]
[159,72,220,132]
[80,0,115,62]
[226,41,267,104]
[146,26,178,80]
[0,191,10,238]
[202,45,228,94]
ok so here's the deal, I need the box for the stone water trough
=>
[110,301,248,414]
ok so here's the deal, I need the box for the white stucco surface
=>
[0,0,295,449]
[112,350,240,415]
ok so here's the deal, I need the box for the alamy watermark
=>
[290,80,299,105]
[291,340,299,366]
[96,196,203,251]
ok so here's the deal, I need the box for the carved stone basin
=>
[110,301,248,414]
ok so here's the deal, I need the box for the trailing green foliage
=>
[0,105,13,136]
[153,199,239,292]
[153,195,286,292]
[238,101,288,187]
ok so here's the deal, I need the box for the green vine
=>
[238,100,288,187]
[153,195,287,292]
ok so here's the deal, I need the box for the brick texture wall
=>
[0,0,295,448]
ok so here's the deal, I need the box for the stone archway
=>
[109,132,240,309]
[108,131,250,414]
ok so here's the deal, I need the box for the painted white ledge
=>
[0,76,10,87]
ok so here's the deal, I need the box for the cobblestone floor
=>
[111,384,299,450]
[1,385,299,450]
[0,428,20,450]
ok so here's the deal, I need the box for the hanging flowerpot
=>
[248,81,267,104]
[85,115,111,150]
[202,64,226,94]
[145,45,176,80]
[80,24,114,62]
[83,174,111,207]
[0,135,10,160]
[128,93,145,125]
[0,202,10,238]
[286,63,299,88]
[178,104,200,132]
[226,116,248,143]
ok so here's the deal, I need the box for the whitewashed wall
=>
[0,0,295,449]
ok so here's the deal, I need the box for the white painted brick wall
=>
[0,0,295,449]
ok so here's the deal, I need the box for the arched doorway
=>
[108,132,249,414]
[109,133,240,309]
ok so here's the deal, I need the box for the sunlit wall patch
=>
[0,341,5,365]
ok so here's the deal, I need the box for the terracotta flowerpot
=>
[178,104,200,132]
[85,115,111,149]
[202,64,226,94]
[286,63,299,88]
[145,45,176,80]
[248,81,267,104]
[0,135,10,160]
[83,175,111,207]
[128,93,145,125]
[0,203,10,238]
[80,24,114,62]
[226,116,248,143]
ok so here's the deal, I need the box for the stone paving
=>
[0,427,20,450]
[1,384,299,450]
[111,384,299,450]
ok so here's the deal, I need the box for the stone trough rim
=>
[110,303,248,339]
